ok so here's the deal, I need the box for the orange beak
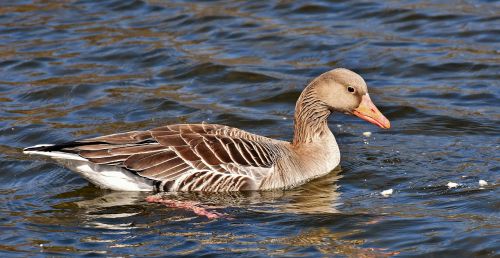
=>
[352,94,390,129]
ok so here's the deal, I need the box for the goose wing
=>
[61,124,282,190]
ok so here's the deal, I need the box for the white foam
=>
[381,189,393,196]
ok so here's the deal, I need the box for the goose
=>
[23,68,390,192]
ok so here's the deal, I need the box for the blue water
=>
[0,0,498,257]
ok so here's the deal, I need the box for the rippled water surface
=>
[1,0,499,257]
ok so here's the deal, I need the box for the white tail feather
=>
[24,145,153,191]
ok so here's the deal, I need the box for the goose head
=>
[313,68,390,129]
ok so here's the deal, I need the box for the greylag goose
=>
[24,68,390,192]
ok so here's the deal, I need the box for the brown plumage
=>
[23,68,390,192]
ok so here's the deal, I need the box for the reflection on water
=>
[28,171,394,256]
[0,0,498,256]
[77,170,343,219]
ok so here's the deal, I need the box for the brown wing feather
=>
[81,131,152,144]
[153,134,187,146]
[193,140,222,166]
[63,124,278,185]
[140,156,189,177]
[108,144,165,155]
[124,151,176,170]
[88,155,130,165]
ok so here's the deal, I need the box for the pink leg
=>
[145,195,225,219]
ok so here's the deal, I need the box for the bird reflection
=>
[71,191,148,230]
[49,169,398,257]
[70,168,343,222]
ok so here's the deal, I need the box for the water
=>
[0,0,498,256]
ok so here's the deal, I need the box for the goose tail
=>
[23,144,154,191]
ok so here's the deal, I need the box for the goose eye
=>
[347,86,355,93]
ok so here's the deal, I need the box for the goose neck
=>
[292,87,332,145]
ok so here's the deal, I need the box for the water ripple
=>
[0,0,498,256]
